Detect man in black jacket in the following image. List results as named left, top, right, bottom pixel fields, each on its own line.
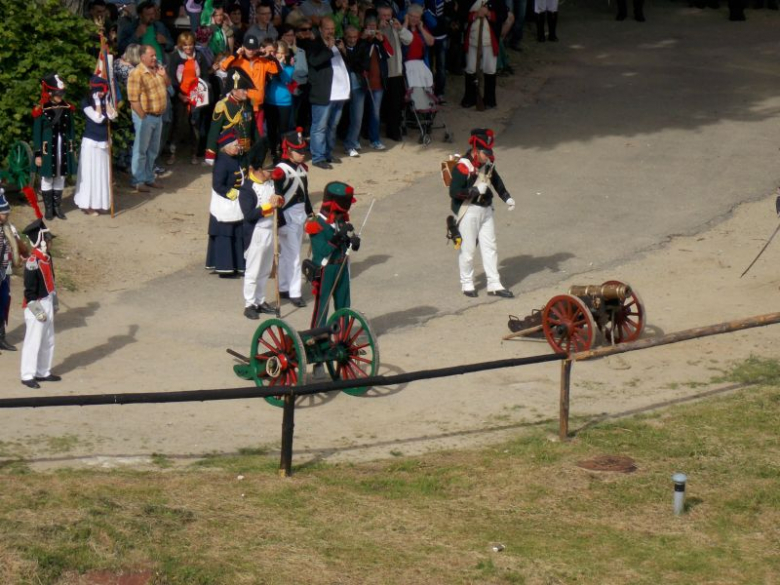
left=299, top=16, right=351, bottom=170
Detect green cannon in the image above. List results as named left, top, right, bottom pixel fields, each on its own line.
left=233, top=308, right=380, bottom=407
left=1, top=141, right=36, bottom=192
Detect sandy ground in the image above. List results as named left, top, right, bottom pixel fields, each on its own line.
left=1, top=1, right=779, bottom=470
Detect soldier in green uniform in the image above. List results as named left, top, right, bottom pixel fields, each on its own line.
left=305, top=181, right=360, bottom=328
left=204, top=68, right=262, bottom=168
left=32, top=74, right=76, bottom=221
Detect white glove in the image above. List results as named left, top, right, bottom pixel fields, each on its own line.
left=28, top=300, right=47, bottom=322
left=506, top=197, right=516, bottom=211
left=475, top=181, right=489, bottom=195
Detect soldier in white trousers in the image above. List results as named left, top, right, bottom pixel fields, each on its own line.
left=20, top=218, right=61, bottom=389
left=271, top=129, right=313, bottom=308
left=447, top=128, right=516, bottom=298
left=239, top=156, right=284, bottom=319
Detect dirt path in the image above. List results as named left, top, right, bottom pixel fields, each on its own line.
left=1, top=2, right=779, bottom=469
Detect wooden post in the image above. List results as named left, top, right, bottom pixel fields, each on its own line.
left=279, top=391, right=295, bottom=477
left=573, top=312, right=780, bottom=362
left=559, top=358, right=572, bottom=441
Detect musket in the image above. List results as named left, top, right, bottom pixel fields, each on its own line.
left=226, top=348, right=250, bottom=362
left=272, top=206, right=281, bottom=317
left=740, top=193, right=780, bottom=278
left=475, top=11, right=485, bottom=112
left=316, top=199, right=376, bottom=327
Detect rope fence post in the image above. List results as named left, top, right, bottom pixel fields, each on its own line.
left=279, top=391, right=295, bottom=477
left=559, top=359, right=572, bottom=441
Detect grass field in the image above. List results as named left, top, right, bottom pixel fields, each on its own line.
left=1, top=357, right=779, bottom=584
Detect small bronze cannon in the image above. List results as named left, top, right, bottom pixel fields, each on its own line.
left=505, top=280, right=646, bottom=354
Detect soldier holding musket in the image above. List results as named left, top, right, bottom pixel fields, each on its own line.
left=448, top=128, right=515, bottom=298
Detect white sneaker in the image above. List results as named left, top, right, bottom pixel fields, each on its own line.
left=370, top=141, right=387, bottom=151
left=347, top=148, right=360, bottom=158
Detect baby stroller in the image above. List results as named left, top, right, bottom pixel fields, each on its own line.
left=402, top=60, right=453, bottom=146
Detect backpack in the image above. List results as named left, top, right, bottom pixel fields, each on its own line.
left=440, top=154, right=460, bottom=187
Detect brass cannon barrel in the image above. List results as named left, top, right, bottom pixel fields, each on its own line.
left=568, top=283, right=631, bottom=301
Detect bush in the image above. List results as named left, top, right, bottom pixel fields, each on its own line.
left=0, top=0, right=98, bottom=161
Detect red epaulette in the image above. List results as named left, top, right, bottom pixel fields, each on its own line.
left=32, top=105, right=43, bottom=118
left=305, top=219, right=323, bottom=235
left=271, top=167, right=285, bottom=181
left=456, top=162, right=470, bottom=175
left=68, top=102, right=76, bottom=111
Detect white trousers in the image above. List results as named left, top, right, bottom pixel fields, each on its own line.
left=278, top=205, right=307, bottom=298
left=458, top=205, right=504, bottom=292
left=465, top=46, right=498, bottom=75
left=243, top=223, right=275, bottom=307
left=21, top=296, right=55, bottom=381
left=41, top=176, right=66, bottom=191
left=535, top=0, right=559, bottom=12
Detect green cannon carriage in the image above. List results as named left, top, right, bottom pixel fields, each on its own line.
left=233, top=308, right=380, bottom=407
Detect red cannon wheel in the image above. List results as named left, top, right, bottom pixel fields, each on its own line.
left=599, top=280, right=646, bottom=345
left=249, top=318, right=308, bottom=407
left=542, top=294, right=596, bottom=354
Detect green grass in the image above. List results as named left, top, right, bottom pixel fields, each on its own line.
left=0, top=358, right=778, bottom=584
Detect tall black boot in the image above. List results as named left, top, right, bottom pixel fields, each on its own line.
left=547, top=11, right=559, bottom=42
left=483, top=74, right=497, bottom=108
left=634, top=0, right=646, bottom=20
left=41, top=190, right=54, bottom=221
left=536, top=13, right=546, bottom=42
left=461, top=73, right=477, bottom=108
left=52, top=190, right=67, bottom=220
left=616, top=0, right=628, bottom=19
left=728, top=0, right=746, bottom=18
left=0, top=322, right=17, bottom=352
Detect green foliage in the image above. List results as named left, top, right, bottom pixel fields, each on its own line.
left=0, top=0, right=98, bottom=160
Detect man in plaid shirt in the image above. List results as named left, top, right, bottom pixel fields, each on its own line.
left=127, top=44, right=170, bottom=193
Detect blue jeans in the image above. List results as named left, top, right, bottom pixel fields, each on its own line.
left=344, top=87, right=365, bottom=151
left=310, top=101, right=345, bottom=163
left=431, top=38, right=448, bottom=97
left=511, top=0, right=527, bottom=44
left=131, top=111, right=163, bottom=186
left=366, top=88, right=384, bottom=143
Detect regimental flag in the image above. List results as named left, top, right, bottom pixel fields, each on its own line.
left=94, top=33, right=122, bottom=108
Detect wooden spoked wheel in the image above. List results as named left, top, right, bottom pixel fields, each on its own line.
left=599, top=280, right=646, bottom=345
left=7, top=141, right=35, bottom=190
left=542, top=294, right=596, bottom=354
left=249, top=319, right=308, bottom=407
left=325, top=308, right=380, bottom=396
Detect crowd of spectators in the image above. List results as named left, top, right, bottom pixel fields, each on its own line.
left=87, top=0, right=531, bottom=182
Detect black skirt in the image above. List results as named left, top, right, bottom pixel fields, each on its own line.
left=205, top=215, right=245, bottom=274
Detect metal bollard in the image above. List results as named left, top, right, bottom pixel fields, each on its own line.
left=672, top=473, right=687, bottom=516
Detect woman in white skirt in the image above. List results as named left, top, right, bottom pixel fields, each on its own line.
left=73, top=75, right=117, bottom=216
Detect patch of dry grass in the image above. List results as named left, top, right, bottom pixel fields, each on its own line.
left=0, top=370, right=779, bottom=584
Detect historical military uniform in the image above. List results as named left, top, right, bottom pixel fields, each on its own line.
left=239, top=139, right=279, bottom=319
left=271, top=128, right=313, bottom=308
left=205, top=68, right=260, bottom=167
left=448, top=128, right=515, bottom=298
left=0, top=189, right=22, bottom=352
left=206, top=128, right=248, bottom=275
left=32, top=73, right=76, bottom=221
left=20, top=212, right=61, bottom=389
left=306, top=181, right=360, bottom=327
left=461, top=0, right=507, bottom=109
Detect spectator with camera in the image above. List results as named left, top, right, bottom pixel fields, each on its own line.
left=299, top=16, right=350, bottom=169
left=376, top=2, right=412, bottom=142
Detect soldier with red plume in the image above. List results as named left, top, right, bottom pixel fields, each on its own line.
left=448, top=128, right=515, bottom=299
